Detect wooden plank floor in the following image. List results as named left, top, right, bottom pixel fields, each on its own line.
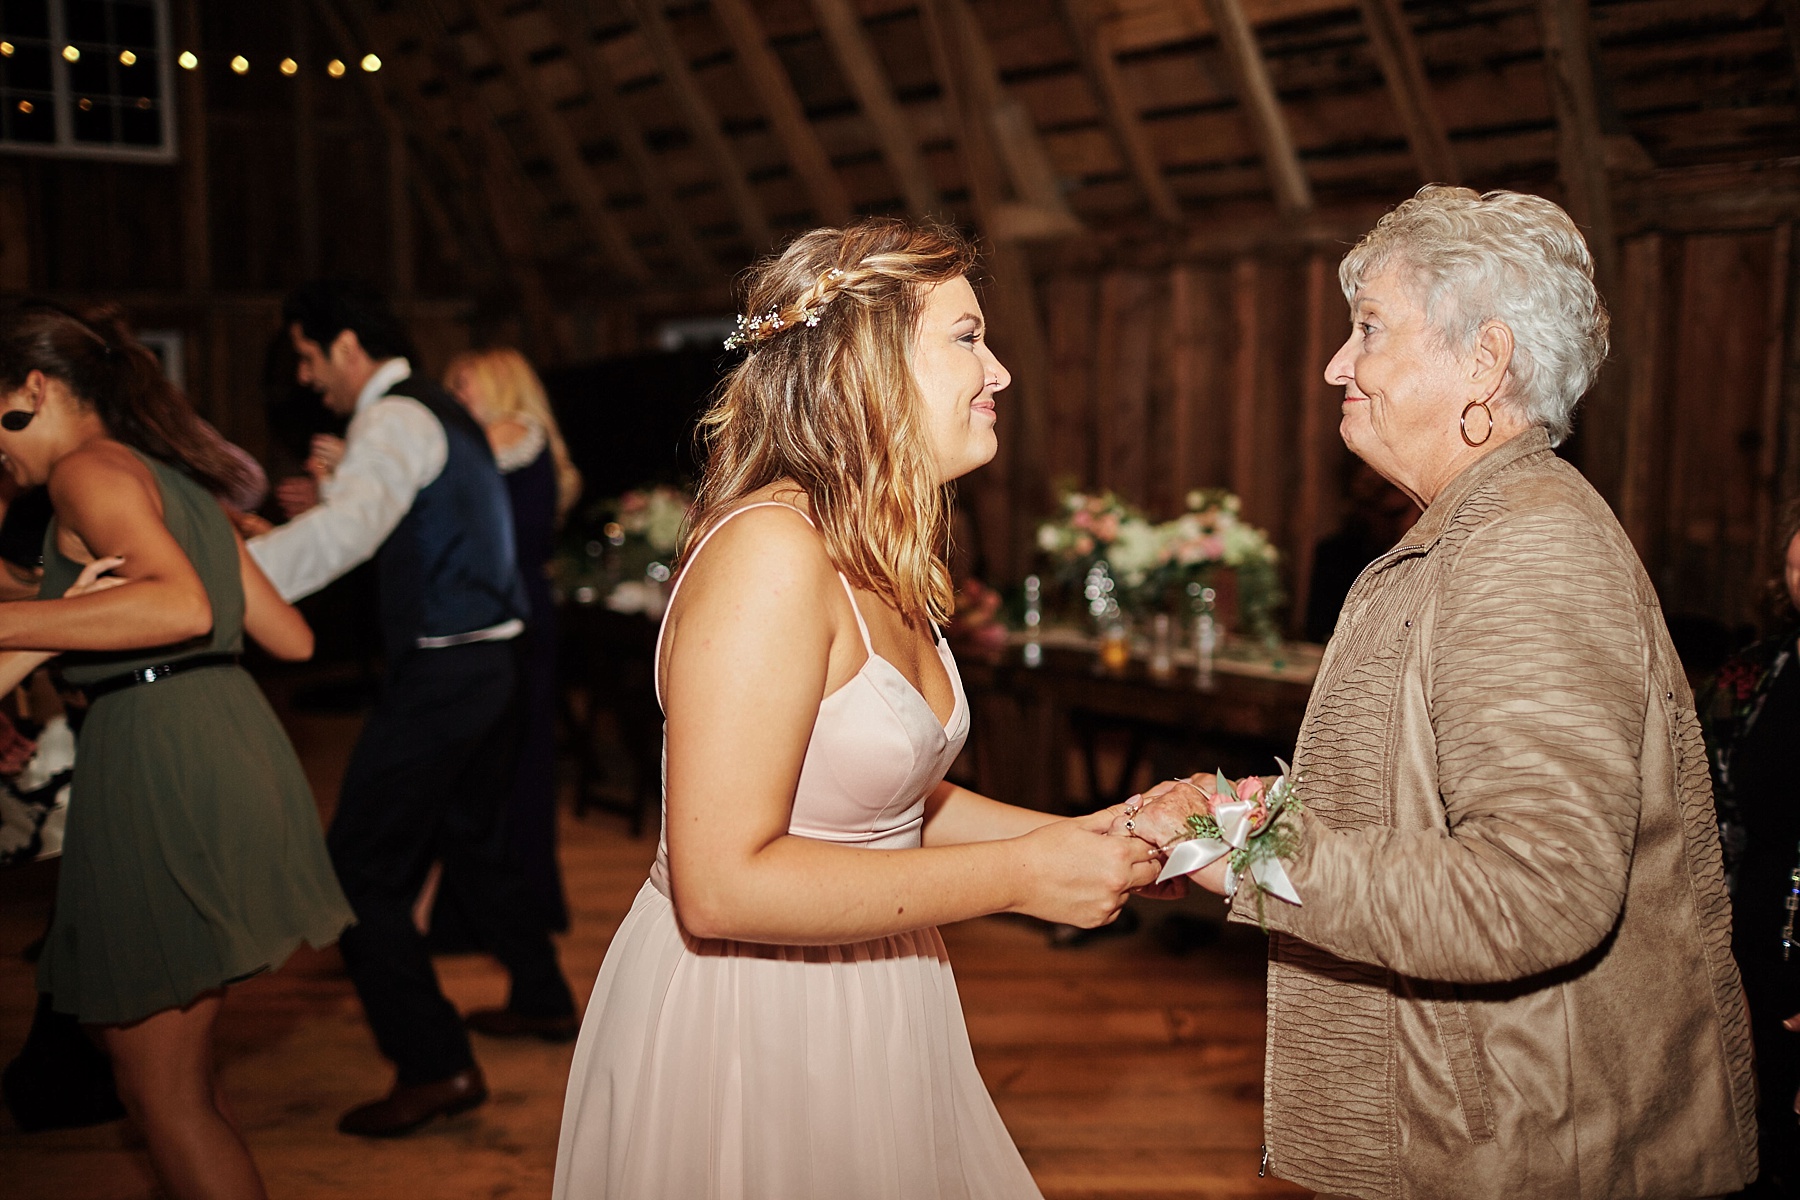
left=0, top=676, right=1307, bottom=1200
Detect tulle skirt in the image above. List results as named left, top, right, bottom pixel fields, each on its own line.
left=553, top=880, right=1042, bottom=1200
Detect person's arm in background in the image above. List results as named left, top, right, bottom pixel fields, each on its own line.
left=247, top=398, right=445, bottom=603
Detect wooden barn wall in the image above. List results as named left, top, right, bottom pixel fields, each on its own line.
left=1023, top=224, right=1800, bottom=637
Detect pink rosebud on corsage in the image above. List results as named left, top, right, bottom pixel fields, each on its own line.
left=1155, top=759, right=1304, bottom=919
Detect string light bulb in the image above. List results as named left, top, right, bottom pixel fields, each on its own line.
left=0, top=42, right=13, bottom=57
left=61, top=45, right=79, bottom=63
left=280, top=57, right=297, bottom=76
left=119, top=49, right=136, bottom=66
left=326, top=58, right=345, bottom=77
left=178, top=51, right=197, bottom=69
left=230, top=55, right=248, bottom=74
left=16, top=100, right=32, bottom=114
left=360, top=53, right=381, bottom=73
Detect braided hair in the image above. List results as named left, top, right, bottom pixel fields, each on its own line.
left=688, top=218, right=980, bottom=626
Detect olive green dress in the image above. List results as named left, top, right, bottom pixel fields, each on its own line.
left=36, top=450, right=353, bottom=1025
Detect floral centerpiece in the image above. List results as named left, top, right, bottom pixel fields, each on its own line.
left=556, top=485, right=694, bottom=615
left=1035, top=487, right=1282, bottom=638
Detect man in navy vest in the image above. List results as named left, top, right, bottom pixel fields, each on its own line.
left=250, top=281, right=576, bottom=1137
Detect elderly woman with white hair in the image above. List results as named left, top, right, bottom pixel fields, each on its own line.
left=1122, top=186, right=1758, bottom=1198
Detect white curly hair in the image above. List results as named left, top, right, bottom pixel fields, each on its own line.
left=1339, top=186, right=1611, bottom=445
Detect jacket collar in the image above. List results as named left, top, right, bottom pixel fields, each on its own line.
left=1385, top=426, right=1554, bottom=558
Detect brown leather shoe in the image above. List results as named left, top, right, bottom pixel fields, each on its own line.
left=464, top=1007, right=580, bottom=1043
left=337, top=1067, right=487, bottom=1138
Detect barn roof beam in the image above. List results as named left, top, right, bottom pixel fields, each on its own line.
left=1536, top=0, right=1618, bottom=288
left=618, top=0, right=775, bottom=253
left=460, top=0, right=652, bottom=284
left=542, top=0, right=720, bottom=280
left=707, top=0, right=855, bottom=227
left=1355, top=0, right=1460, bottom=186
left=808, top=0, right=942, bottom=219
left=1200, top=0, right=1314, bottom=218
left=1057, top=0, right=1182, bottom=224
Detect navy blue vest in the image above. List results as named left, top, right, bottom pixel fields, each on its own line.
left=374, top=374, right=527, bottom=658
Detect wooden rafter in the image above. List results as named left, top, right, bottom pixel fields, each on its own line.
left=1201, top=0, right=1313, bottom=217
left=461, top=0, right=652, bottom=284
left=707, top=0, right=854, bottom=227
left=384, top=0, right=572, bottom=355
left=1056, top=0, right=1181, bottom=224
left=617, top=0, right=775, bottom=252
left=541, top=0, right=719, bottom=279
left=1356, top=0, right=1459, bottom=186
left=942, top=0, right=1080, bottom=235
left=1536, top=0, right=1618, bottom=288
left=313, top=0, right=493, bottom=285
left=1779, top=0, right=1800, bottom=97
left=808, top=0, right=941, bottom=219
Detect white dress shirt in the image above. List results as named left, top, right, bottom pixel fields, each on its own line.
left=249, top=358, right=446, bottom=604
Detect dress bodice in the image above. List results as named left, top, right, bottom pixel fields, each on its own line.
left=647, top=503, right=969, bottom=897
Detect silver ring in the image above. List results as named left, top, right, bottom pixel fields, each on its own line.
left=1124, top=818, right=1135, bottom=831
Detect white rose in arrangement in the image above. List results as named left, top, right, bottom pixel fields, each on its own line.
left=1106, top=519, right=1166, bottom=587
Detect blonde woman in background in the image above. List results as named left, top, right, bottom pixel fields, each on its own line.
left=434, top=348, right=582, bottom=942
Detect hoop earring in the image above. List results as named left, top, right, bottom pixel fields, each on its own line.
left=1459, top=400, right=1493, bottom=447
left=0, top=410, right=33, bottom=432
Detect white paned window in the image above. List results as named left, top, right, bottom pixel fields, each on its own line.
left=1, top=0, right=174, bottom=161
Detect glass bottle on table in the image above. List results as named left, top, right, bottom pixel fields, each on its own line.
left=1022, top=574, right=1043, bottom=668
left=1190, top=583, right=1219, bottom=690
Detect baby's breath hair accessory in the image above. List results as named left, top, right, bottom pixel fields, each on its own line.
left=1155, top=758, right=1304, bottom=927
left=723, top=267, right=851, bottom=350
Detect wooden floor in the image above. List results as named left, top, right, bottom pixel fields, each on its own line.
left=0, top=675, right=1308, bottom=1200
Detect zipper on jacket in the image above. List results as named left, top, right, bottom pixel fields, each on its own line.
left=1259, top=1145, right=1269, bottom=1177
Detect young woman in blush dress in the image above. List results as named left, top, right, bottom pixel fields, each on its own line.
left=0, top=305, right=351, bottom=1200
left=552, top=220, right=1159, bottom=1199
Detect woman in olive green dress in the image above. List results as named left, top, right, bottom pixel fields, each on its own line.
left=0, top=305, right=352, bottom=1200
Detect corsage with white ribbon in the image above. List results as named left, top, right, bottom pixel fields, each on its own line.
left=1154, top=759, right=1304, bottom=923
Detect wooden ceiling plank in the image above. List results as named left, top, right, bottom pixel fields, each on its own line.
left=1057, top=0, right=1182, bottom=224
left=392, top=0, right=576, bottom=354
left=1536, top=0, right=1618, bottom=288
left=542, top=0, right=719, bottom=279
left=1355, top=0, right=1460, bottom=186
left=808, top=0, right=942, bottom=218
left=618, top=0, right=775, bottom=251
left=1200, top=0, right=1315, bottom=217
left=460, top=0, right=653, bottom=284
left=942, top=0, right=1081, bottom=231
left=313, top=0, right=492, bottom=282
left=707, top=0, right=854, bottom=227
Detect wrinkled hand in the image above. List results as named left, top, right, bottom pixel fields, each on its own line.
left=1110, top=773, right=1219, bottom=849
left=306, top=434, right=346, bottom=483
left=1012, top=807, right=1162, bottom=928
left=275, top=475, right=319, bottom=518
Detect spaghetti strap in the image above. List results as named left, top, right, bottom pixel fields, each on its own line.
left=835, top=575, right=875, bottom=655
left=653, top=502, right=814, bottom=703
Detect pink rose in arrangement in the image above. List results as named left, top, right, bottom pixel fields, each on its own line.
left=1229, top=774, right=1270, bottom=829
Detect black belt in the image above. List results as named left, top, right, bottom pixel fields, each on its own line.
left=79, top=653, right=241, bottom=701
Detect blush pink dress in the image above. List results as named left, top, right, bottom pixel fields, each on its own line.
left=552, top=503, right=1042, bottom=1200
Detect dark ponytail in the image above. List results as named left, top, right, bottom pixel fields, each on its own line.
left=0, top=303, right=265, bottom=509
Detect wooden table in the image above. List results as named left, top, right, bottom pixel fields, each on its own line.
left=956, top=638, right=1317, bottom=813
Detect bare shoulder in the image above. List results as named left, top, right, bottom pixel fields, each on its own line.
left=47, top=441, right=155, bottom=509
left=673, top=503, right=836, bottom=618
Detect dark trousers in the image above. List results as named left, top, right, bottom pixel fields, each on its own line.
left=327, top=640, right=574, bottom=1086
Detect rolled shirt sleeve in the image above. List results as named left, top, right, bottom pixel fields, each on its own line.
left=1251, top=504, right=1649, bottom=984
left=248, top=396, right=448, bottom=603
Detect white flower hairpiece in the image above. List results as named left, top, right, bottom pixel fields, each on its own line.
left=723, top=268, right=847, bottom=350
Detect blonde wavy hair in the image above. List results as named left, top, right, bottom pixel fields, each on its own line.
left=444, top=347, right=583, bottom=522
left=686, top=218, right=979, bottom=626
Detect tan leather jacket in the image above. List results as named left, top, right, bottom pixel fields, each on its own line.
left=1239, top=429, right=1757, bottom=1199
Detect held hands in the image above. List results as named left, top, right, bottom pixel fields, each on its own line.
left=66, top=555, right=128, bottom=599
left=1011, top=808, right=1162, bottom=928
left=1111, top=773, right=1251, bottom=897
